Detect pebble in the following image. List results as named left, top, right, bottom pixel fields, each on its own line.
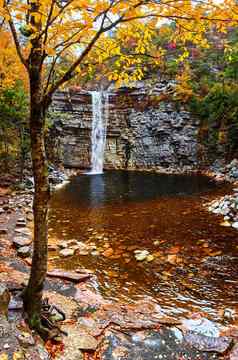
left=134, top=250, right=150, bottom=261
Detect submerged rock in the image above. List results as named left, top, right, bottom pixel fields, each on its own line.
left=47, top=269, right=92, bottom=283
left=59, top=248, right=75, bottom=257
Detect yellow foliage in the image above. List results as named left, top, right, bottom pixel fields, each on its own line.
left=175, top=64, right=194, bottom=102
left=0, top=30, right=28, bottom=91
left=0, top=0, right=237, bottom=92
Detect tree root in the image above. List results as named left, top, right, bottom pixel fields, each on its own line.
left=8, top=287, right=68, bottom=341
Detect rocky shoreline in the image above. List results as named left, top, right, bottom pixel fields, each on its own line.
left=205, top=159, right=238, bottom=230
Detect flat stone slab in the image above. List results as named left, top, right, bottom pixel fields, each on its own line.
left=14, top=228, right=32, bottom=237
left=13, top=237, right=32, bottom=248
left=47, top=270, right=92, bottom=283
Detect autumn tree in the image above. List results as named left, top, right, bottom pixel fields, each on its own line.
left=0, top=0, right=237, bottom=334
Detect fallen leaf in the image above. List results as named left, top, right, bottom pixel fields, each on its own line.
left=102, top=248, right=114, bottom=257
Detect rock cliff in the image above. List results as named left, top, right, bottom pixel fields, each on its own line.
left=50, top=87, right=199, bottom=171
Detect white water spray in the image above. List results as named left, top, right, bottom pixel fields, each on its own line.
left=89, top=91, right=109, bottom=175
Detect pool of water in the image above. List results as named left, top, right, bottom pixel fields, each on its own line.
left=49, top=171, right=238, bottom=321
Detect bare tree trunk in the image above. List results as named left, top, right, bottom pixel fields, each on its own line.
left=23, top=100, right=50, bottom=331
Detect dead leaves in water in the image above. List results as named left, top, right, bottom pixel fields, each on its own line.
left=102, top=248, right=114, bottom=258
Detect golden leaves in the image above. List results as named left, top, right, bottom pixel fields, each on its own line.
left=0, top=0, right=237, bottom=91
left=0, top=30, right=28, bottom=91
left=175, top=63, right=194, bottom=102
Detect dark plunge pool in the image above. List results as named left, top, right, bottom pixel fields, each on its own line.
left=51, top=171, right=220, bottom=206
left=49, top=171, right=238, bottom=321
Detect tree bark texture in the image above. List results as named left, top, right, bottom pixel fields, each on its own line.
left=23, top=7, right=50, bottom=328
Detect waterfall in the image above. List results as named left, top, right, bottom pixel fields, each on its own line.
left=89, top=91, right=109, bottom=175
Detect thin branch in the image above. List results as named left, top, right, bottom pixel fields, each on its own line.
left=38, top=0, right=74, bottom=40
left=5, top=6, right=29, bottom=71
left=43, top=0, right=56, bottom=48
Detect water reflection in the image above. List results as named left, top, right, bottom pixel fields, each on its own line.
left=88, top=174, right=105, bottom=207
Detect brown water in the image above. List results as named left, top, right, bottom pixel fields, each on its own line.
left=48, top=171, right=238, bottom=321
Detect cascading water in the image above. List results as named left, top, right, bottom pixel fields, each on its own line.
left=89, top=91, right=109, bottom=175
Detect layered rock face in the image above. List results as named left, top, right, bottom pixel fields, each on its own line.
left=50, top=88, right=199, bottom=171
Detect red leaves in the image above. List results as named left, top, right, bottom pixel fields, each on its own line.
left=45, top=340, right=64, bottom=359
